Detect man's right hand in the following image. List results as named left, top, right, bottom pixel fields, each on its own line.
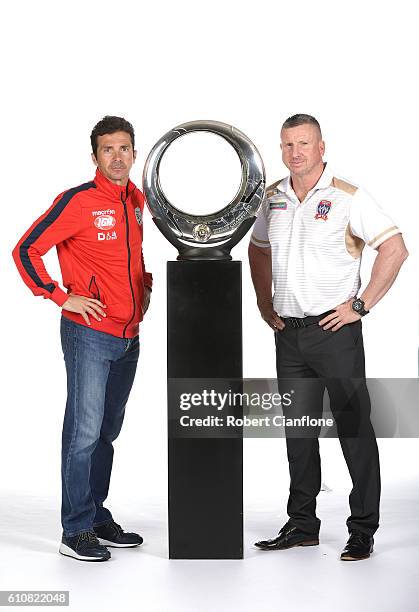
left=258, top=301, right=285, bottom=331
left=62, top=294, right=107, bottom=326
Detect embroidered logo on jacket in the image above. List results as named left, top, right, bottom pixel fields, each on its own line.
left=314, top=200, right=332, bottom=221
left=134, top=207, right=143, bottom=225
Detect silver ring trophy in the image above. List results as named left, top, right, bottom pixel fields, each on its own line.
left=144, top=120, right=266, bottom=559
left=143, top=120, right=265, bottom=260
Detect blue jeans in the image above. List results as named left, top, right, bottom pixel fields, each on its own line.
left=60, top=316, right=139, bottom=537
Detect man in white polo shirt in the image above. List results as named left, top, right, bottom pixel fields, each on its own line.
left=249, top=114, right=408, bottom=560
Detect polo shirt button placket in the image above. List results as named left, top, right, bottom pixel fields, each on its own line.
left=287, top=199, right=300, bottom=311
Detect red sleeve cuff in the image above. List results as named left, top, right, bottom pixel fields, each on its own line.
left=49, top=286, right=69, bottom=307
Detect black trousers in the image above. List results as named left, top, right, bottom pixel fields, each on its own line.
left=275, top=319, right=380, bottom=536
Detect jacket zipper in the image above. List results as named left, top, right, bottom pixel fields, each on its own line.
left=121, top=191, right=136, bottom=338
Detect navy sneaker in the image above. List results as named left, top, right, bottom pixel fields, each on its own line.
left=94, top=520, right=143, bottom=548
left=59, top=531, right=111, bottom=562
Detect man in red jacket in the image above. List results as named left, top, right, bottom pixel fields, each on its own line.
left=13, top=116, right=153, bottom=562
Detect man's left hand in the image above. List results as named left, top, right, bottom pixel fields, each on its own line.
left=318, top=300, right=361, bottom=331
left=143, top=287, right=152, bottom=315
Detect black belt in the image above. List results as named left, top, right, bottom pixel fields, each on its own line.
left=281, top=310, right=335, bottom=329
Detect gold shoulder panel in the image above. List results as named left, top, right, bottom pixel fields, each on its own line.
left=331, top=177, right=358, bottom=196
left=265, top=178, right=286, bottom=198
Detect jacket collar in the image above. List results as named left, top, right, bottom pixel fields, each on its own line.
left=93, top=168, right=137, bottom=200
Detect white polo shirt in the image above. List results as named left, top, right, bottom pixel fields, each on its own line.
left=250, top=164, right=401, bottom=318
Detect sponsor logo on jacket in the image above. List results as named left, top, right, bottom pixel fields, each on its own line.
left=92, top=209, right=115, bottom=216
left=98, top=231, right=117, bottom=241
left=94, top=215, right=116, bottom=230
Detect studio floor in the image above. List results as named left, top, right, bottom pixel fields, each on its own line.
left=1, top=476, right=418, bottom=612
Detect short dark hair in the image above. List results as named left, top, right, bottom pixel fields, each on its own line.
left=90, top=115, right=135, bottom=157
left=281, top=114, right=322, bottom=137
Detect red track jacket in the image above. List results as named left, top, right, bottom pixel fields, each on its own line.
left=13, top=169, right=153, bottom=338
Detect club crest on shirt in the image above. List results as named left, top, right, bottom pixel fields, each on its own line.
left=134, top=207, right=143, bottom=225
left=269, top=201, right=287, bottom=211
left=315, top=200, right=332, bottom=221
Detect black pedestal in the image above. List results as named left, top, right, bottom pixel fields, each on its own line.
left=167, top=261, right=243, bottom=559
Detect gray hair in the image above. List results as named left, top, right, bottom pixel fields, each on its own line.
left=281, top=114, right=322, bottom=137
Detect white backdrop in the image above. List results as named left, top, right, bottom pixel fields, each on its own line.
left=1, top=1, right=418, bottom=608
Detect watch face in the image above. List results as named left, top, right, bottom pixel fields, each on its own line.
left=352, top=299, right=365, bottom=313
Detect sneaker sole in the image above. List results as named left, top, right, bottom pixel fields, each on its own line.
left=97, top=538, right=142, bottom=548
left=59, top=543, right=110, bottom=561
left=254, top=539, right=319, bottom=550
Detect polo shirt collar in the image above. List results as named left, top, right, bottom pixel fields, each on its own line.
left=278, top=162, right=334, bottom=196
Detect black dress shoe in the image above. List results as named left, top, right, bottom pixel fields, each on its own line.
left=94, top=520, right=143, bottom=548
left=59, top=531, right=111, bottom=562
left=340, top=530, right=374, bottom=561
left=254, top=523, right=319, bottom=550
